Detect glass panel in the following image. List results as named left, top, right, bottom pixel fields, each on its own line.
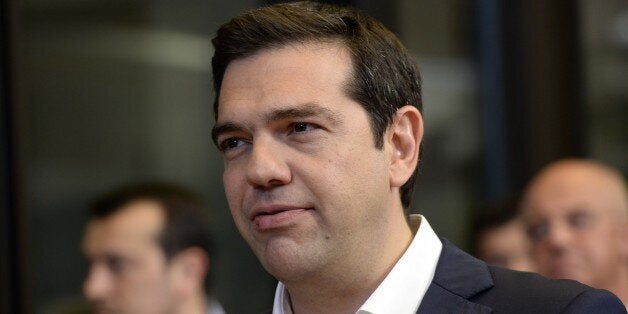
left=397, top=0, right=480, bottom=244
left=580, top=0, right=628, bottom=172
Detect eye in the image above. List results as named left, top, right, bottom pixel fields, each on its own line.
left=219, top=137, right=247, bottom=152
left=526, top=222, right=549, bottom=242
left=568, top=211, right=592, bottom=230
left=290, top=122, right=318, bottom=134
left=105, top=256, right=128, bottom=275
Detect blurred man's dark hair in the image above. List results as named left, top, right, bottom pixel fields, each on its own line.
left=90, top=182, right=213, bottom=263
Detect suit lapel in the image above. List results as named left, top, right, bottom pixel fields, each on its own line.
left=417, top=239, right=494, bottom=313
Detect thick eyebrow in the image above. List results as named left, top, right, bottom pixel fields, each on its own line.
left=264, top=103, right=342, bottom=126
left=211, top=122, right=243, bottom=147
left=211, top=103, right=342, bottom=146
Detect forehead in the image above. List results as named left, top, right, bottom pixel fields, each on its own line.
left=217, top=41, right=353, bottom=120
left=523, top=165, right=624, bottom=220
left=83, top=200, right=165, bottom=255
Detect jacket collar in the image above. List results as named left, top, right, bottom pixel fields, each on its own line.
left=417, top=239, right=494, bottom=313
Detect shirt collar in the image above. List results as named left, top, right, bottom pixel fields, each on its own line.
left=273, top=282, right=290, bottom=314
left=272, top=214, right=442, bottom=314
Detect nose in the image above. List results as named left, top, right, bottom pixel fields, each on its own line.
left=544, top=223, right=572, bottom=253
left=83, top=265, right=111, bottom=301
left=246, top=136, right=292, bottom=189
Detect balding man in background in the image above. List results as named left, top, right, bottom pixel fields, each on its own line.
left=521, top=159, right=628, bottom=306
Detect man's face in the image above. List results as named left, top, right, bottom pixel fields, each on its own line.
left=521, top=165, right=627, bottom=288
left=214, top=42, right=395, bottom=281
left=477, top=220, right=536, bottom=272
left=82, top=200, right=178, bottom=314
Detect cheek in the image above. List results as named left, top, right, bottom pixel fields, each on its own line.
left=300, top=153, right=362, bottom=200
left=223, top=170, right=254, bottom=237
left=122, top=275, right=171, bottom=312
left=303, top=148, right=389, bottom=214
left=335, top=143, right=387, bottom=179
left=534, top=242, right=558, bottom=261
left=585, top=228, right=622, bottom=258
left=118, top=273, right=158, bottom=304
left=534, top=245, right=551, bottom=259
left=223, top=168, right=245, bottom=209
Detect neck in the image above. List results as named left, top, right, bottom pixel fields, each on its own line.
left=175, top=291, right=208, bottom=314
left=285, top=284, right=368, bottom=314
left=286, top=205, right=413, bottom=314
left=607, top=267, right=628, bottom=307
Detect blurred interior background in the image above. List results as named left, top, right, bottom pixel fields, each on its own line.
left=1, top=0, right=626, bottom=313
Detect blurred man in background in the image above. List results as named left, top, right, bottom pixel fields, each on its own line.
left=521, top=159, right=628, bottom=305
left=473, top=200, right=536, bottom=272
left=82, top=183, right=224, bottom=314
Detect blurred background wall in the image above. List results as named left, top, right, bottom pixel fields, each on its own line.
left=1, top=0, right=626, bottom=313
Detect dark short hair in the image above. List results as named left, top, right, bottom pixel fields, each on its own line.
left=211, top=1, right=423, bottom=209
left=90, top=183, right=213, bottom=262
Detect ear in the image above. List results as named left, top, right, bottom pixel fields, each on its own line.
left=387, top=105, right=423, bottom=189
left=170, top=247, right=209, bottom=296
left=621, top=220, right=628, bottom=258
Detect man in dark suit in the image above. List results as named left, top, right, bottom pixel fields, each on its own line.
left=210, top=2, right=625, bottom=312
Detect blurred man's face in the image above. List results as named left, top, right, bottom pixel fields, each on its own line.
left=477, top=219, right=536, bottom=272
left=521, top=164, right=627, bottom=288
left=83, top=200, right=177, bottom=314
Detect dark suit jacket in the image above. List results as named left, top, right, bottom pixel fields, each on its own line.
left=417, top=239, right=626, bottom=313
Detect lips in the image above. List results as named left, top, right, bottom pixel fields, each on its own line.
left=549, top=260, right=578, bottom=276
left=250, top=205, right=311, bottom=230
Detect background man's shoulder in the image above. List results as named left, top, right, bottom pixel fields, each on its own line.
left=473, top=266, right=626, bottom=313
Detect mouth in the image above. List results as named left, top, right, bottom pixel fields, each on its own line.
left=250, top=205, right=312, bottom=231
left=90, top=303, right=114, bottom=314
left=545, top=256, right=581, bottom=277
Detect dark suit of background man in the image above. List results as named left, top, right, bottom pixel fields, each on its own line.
left=210, top=1, right=625, bottom=313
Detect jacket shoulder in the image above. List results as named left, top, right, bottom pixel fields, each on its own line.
left=471, top=266, right=626, bottom=313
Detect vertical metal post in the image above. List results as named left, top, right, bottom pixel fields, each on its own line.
left=476, top=0, right=509, bottom=200
left=0, top=0, right=24, bottom=312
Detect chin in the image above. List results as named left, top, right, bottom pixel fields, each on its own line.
left=263, top=253, right=307, bottom=280
left=262, top=245, right=320, bottom=282
left=548, top=266, right=582, bottom=281
left=90, top=307, right=116, bottom=314
left=266, top=263, right=317, bottom=283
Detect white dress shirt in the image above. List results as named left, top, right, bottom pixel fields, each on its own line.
left=207, top=297, right=226, bottom=314
left=272, top=214, right=443, bottom=314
